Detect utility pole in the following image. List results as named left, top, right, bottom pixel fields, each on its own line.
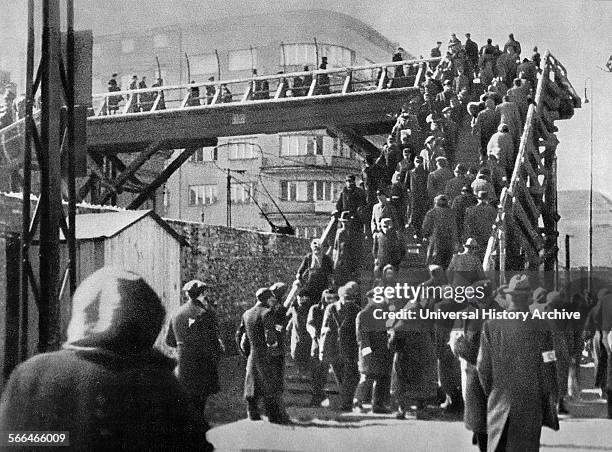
left=225, top=168, right=246, bottom=228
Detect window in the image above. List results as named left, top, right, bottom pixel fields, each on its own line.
left=280, top=181, right=312, bottom=202
left=314, top=181, right=334, bottom=201
left=229, top=49, right=257, bottom=71
left=227, top=138, right=257, bottom=160
left=191, top=53, right=218, bottom=78
left=332, top=138, right=353, bottom=158
left=280, top=135, right=323, bottom=156
left=231, top=183, right=254, bottom=204
left=281, top=44, right=318, bottom=67
left=153, top=34, right=169, bottom=48
left=191, top=147, right=217, bottom=163
left=121, top=39, right=135, bottom=54
left=188, top=184, right=218, bottom=206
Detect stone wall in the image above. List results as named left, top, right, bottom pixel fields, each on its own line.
left=167, top=219, right=310, bottom=350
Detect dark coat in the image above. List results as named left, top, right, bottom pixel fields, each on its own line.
left=422, top=205, right=458, bottom=268
left=333, top=221, right=363, bottom=287
left=320, top=301, right=361, bottom=363
left=0, top=348, right=210, bottom=452
left=452, top=301, right=502, bottom=434
left=372, top=230, right=405, bottom=269
left=452, top=192, right=478, bottom=238
left=296, top=252, right=333, bottom=300
left=236, top=303, right=284, bottom=398
left=446, top=252, right=485, bottom=287
left=166, top=300, right=222, bottom=396
left=409, top=165, right=430, bottom=233
left=427, top=167, right=454, bottom=201
left=584, top=289, right=612, bottom=390
left=477, top=312, right=559, bottom=452
left=335, top=186, right=368, bottom=221
left=356, top=305, right=393, bottom=376
left=464, top=202, right=497, bottom=256
left=388, top=307, right=438, bottom=401
left=445, top=175, right=470, bottom=202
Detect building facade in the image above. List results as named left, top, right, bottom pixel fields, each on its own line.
left=91, top=10, right=398, bottom=236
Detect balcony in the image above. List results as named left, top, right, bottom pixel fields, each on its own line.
left=260, top=155, right=360, bottom=172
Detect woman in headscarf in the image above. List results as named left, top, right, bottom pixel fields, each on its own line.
left=0, top=267, right=213, bottom=451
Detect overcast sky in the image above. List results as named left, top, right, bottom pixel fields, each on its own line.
left=0, top=0, right=611, bottom=196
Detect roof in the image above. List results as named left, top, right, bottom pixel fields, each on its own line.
left=60, top=210, right=187, bottom=245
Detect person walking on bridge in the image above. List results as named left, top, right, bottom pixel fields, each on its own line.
left=463, top=191, right=497, bottom=262
left=296, top=239, right=334, bottom=303
left=422, top=194, right=458, bottom=269
left=335, top=174, right=367, bottom=231
left=409, top=155, right=430, bottom=238
left=452, top=185, right=478, bottom=239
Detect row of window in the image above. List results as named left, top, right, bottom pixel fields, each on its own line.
left=189, top=136, right=353, bottom=163
left=187, top=179, right=343, bottom=206
left=188, top=183, right=254, bottom=206
left=294, top=226, right=323, bottom=239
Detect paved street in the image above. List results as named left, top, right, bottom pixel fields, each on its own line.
left=209, top=415, right=612, bottom=452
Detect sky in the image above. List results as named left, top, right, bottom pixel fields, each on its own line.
left=0, top=0, right=611, bottom=197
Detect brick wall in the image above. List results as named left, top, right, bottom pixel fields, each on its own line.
left=167, top=219, right=309, bottom=349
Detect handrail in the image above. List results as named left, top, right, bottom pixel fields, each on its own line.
left=91, top=56, right=441, bottom=101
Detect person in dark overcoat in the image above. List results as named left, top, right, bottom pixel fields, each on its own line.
left=452, top=185, right=478, bottom=239
left=296, top=238, right=333, bottom=301
left=166, top=279, right=223, bottom=414
left=335, top=174, right=368, bottom=229
left=422, top=194, right=458, bottom=269
left=409, top=155, right=430, bottom=238
left=477, top=274, right=559, bottom=452
left=463, top=191, right=497, bottom=261
left=287, top=293, right=313, bottom=376
left=0, top=267, right=213, bottom=452
left=316, top=57, right=330, bottom=95
left=427, top=156, right=454, bottom=203
left=353, top=290, right=394, bottom=413
left=333, top=212, right=363, bottom=287
left=390, top=47, right=408, bottom=88
left=388, top=292, right=438, bottom=419
left=320, top=283, right=361, bottom=411
left=235, top=288, right=288, bottom=424
left=446, top=238, right=485, bottom=287
left=449, top=280, right=502, bottom=452
left=583, top=286, right=612, bottom=418
left=306, top=289, right=339, bottom=406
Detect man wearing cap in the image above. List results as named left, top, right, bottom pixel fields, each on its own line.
left=236, top=288, right=288, bottom=423
left=472, top=98, right=498, bottom=163
left=205, top=76, right=216, bottom=105
left=335, top=174, right=367, bottom=228
left=427, top=156, right=454, bottom=203
left=296, top=239, right=334, bottom=303
left=409, top=155, right=430, bottom=238
left=166, top=280, right=223, bottom=415
left=320, top=283, right=362, bottom=411
left=441, top=107, right=459, bottom=166
left=463, top=190, right=497, bottom=261
left=445, top=163, right=470, bottom=202
left=451, top=185, right=478, bottom=239
left=446, top=238, right=486, bottom=287
left=452, top=66, right=470, bottom=98
left=471, top=168, right=497, bottom=203
left=430, top=41, right=442, bottom=71
left=316, top=56, right=330, bottom=95
left=495, top=95, right=523, bottom=151
left=435, top=79, right=456, bottom=114
left=396, top=147, right=415, bottom=189
left=477, top=274, right=559, bottom=451
left=333, top=211, right=363, bottom=287
left=422, top=194, right=458, bottom=268
left=371, top=189, right=395, bottom=235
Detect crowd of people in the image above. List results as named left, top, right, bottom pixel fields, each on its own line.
left=0, top=34, right=610, bottom=452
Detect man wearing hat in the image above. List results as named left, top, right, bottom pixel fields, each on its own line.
left=435, top=79, right=456, bottom=114
left=235, top=288, right=288, bottom=423
left=463, top=190, right=497, bottom=261
left=204, top=76, right=216, bottom=105
left=320, top=282, right=362, bottom=411
left=445, top=163, right=470, bottom=202
left=464, top=33, right=479, bottom=77
left=419, top=135, right=445, bottom=173
left=166, top=280, right=223, bottom=415
left=333, top=211, right=363, bottom=288
left=371, top=189, right=394, bottom=235
left=335, top=174, right=367, bottom=230
left=477, top=274, right=559, bottom=451
left=316, top=56, right=330, bottom=95
left=472, top=97, right=498, bottom=163
left=409, top=155, right=430, bottom=238
left=441, top=106, right=459, bottom=166
left=106, top=73, right=123, bottom=114
left=296, top=238, right=334, bottom=303
left=427, top=156, right=454, bottom=203
left=422, top=193, right=458, bottom=268
left=451, top=185, right=478, bottom=239
left=446, top=238, right=486, bottom=287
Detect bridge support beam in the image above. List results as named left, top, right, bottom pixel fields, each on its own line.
left=326, top=126, right=380, bottom=162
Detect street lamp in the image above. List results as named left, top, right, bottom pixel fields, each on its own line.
left=583, top=77, right=593, bottom=292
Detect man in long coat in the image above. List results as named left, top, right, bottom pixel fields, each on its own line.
left=445, top=163, right=470, bottom=202
left=320, top=283, right=361, bottom=411
left=296, top=239, right=334, bottom=302
left=495, top=95, right=523, bottom=150
left=372, top=218, right=405, bottom=279
left=409, top=155, right=430, bottom=238
left=477, top=274, right=559, bottom=451
left=452, top=185, right=478, bottom=239
left=235, top=288, right=288, bottom=423
left=464, top=191, right=497, bottom=261
left=422, top=194, right=458, bottom=269
left=353, top=290, right=394, bottom=413
left=333, top=212, right=363, bottom=287
left=487, top=124, right=514, bottom=180
left=427, top=156, right=454, bottom=203
left=166, top=280, right=223, bottom=414
left=335, top=174, right=368, bottom=229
